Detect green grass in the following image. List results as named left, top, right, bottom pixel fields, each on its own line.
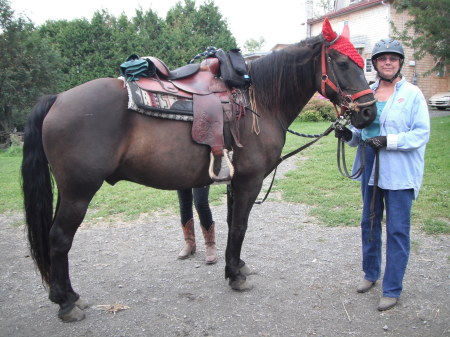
left=0, top=155, right=23, bottom=213
left=1, top=116, right=449, bottom=234
left=276, top=117, right=450, bottom=234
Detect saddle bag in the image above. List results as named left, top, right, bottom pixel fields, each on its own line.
left=216, top=49, right=250, bottom=89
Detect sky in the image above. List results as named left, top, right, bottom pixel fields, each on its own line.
left=9, top=0, right=308, bottom=51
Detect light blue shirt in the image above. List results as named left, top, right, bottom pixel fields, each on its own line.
left=346, top=78, right=430, bottom=199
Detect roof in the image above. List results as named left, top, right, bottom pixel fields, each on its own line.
left=307, top=0, right=389, bottom=24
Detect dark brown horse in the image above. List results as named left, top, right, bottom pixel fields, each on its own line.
left=22, top=21, right=376, bottom=321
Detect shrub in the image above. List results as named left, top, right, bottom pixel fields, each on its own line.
left=298, top=110, right=323, bottom=122
left=299, top=97, right=336, bottom=122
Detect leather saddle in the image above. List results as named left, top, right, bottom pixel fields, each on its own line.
left=127, top=56, right=245, bottom=181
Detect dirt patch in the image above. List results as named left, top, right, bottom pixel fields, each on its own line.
left=0, top=198, right=449, bottom=337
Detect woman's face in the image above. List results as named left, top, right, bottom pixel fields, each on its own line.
left=375, top=53, right=401, bottom=80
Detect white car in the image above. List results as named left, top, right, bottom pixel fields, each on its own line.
left=428, top=92, right=450, bottom=110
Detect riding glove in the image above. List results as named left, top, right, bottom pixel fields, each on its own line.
left=334, top=125, right=353, bottom=142
left=366, top=136, right=387, bottom=150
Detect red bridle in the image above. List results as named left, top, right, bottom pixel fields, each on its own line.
left=320, top=44, right=375, bottom=118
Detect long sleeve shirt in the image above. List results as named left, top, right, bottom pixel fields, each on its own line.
left=347, top=78, right=430, bottom=199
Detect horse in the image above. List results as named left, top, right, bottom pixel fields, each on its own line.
left=21, top=19, right=377, bottom=322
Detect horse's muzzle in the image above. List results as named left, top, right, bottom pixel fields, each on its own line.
left=351, top=104, right=377, bottom=129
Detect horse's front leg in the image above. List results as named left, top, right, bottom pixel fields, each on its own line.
left=48, top=198, right=90, bottom=322
left=225, top=180, right=262, bottom=291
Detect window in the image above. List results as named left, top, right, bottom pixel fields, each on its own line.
left=435, top=62, right=446, bottom=77
left=365, top=59, right=373, bottom=73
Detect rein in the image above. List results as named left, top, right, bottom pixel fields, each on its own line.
left=255, top=124, right=334, bottom=204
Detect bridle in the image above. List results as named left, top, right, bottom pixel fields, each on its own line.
left=320, top=43, right=376, bottom=120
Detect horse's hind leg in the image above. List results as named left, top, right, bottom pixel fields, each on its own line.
left=48, top=195, right=93, bottom=322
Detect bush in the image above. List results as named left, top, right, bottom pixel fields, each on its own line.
left=298, top=97, right=336, bottom=122
left=298, top=110, right=323, bottom=122
left=0, top=133, right=23, bottom=157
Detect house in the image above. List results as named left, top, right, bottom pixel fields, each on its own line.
left=306, top=0, right=449, bottom=99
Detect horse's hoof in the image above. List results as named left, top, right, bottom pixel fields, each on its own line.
left=59, top=305, right=85, bottom=322
left=239, top=263, right=253, bottom=276
left=230, top=278, right=254, bottom=291
left=75, top=297, right=89, bottom=309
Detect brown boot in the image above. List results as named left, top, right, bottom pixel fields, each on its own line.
left=178, top=219, right=196, bottom=259
left=201, top=222, right=218, bottom=264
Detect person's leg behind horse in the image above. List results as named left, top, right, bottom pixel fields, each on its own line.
left=177, top=189, right=196, bottom=259
left=193, top=186, right=217, bottom=264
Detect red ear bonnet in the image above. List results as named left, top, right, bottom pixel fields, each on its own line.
left=341, top=24, right=350, bottom=39
left=322, top=18, right=337, bottom=42
left=322, top=18, right=364, bottom=69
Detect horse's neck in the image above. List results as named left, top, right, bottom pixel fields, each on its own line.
left=249, top=43, right=321, bottom=127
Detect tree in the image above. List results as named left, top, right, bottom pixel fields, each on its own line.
left=243, top=37, right=266, bottom=53
left=392, top=0, right=450, bottom=71
left=314, top=0, right=334, bottom=18
left=162, top=0, right=237, bottom=67
left=0, top=0, right=61, bottom=132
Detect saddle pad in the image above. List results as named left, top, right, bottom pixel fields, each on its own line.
left=123, top=79, right=194, bottom=121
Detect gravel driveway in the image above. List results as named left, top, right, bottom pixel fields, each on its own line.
left=1, top=197, right=449, bottom=337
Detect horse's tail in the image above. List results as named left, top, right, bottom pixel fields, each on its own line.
left=21, top=95, right=58, bottom=286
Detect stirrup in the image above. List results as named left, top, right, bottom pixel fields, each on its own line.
left=209, top=149, right=234, bottom=184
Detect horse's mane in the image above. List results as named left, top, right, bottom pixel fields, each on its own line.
left=249, top=34, right=324, bottom=119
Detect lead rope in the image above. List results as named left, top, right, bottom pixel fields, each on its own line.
left=369, top=149, right=380, bottom=242
left=255, top=124, right=334, bottom=204
left=337, top=137, right=365, bottom=179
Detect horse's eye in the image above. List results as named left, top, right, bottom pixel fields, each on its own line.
left=337, top=61, right=348, bottom=68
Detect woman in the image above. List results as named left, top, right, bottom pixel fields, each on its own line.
left=177, top=186, right=217, bottom=264
left=335, top=39, right=430, bottom=311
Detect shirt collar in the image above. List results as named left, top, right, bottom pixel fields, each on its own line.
left=371, top=77, right=406, bottom=91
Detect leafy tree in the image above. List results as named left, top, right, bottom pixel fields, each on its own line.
left=162, top=0, right=237, bottom=67
left=129, top=7, right=166, bottom=58
left=0, top=0, right=239, bottom=135
left=0, top=0, right=61, bottom=132
left=392, top=0, right=450, bottom=71
left=314, top=0, right=334, bottom=18
left=243, top=37, right=266, bottom=53
left=39, top=11, right=123, bottom=89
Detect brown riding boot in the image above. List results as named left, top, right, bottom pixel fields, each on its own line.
left=178, top=219, right=196, bottom=259
left=201, top=222, right=218, bottom=264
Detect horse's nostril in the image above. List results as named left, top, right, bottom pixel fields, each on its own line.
left=362, top=107, right=373, bottom=120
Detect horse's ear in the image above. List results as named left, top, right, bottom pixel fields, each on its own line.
left=322, top=18, right=337, bottom=43
left=341, top=24, right=350, bottom=39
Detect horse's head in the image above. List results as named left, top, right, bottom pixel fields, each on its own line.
left=317, top=18, right=377, bottom=129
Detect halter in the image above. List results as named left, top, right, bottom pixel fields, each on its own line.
left=320, top=43, right=376, bottom=119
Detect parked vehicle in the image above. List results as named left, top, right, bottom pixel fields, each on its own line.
left=428, top=92, right=450, bottom=110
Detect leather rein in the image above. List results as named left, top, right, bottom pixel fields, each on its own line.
left=256, top=41, right=376, bottom=204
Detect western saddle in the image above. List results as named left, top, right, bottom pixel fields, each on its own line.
left=122, top=50, right=250, bottom=182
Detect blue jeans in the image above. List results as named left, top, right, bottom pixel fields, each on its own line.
left=177, top=186, right=213, bottom=229
left=360, top=146, right=414, bottom=298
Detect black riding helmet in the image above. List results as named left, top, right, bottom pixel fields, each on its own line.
left=371, top=39, right=405, bottom=82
